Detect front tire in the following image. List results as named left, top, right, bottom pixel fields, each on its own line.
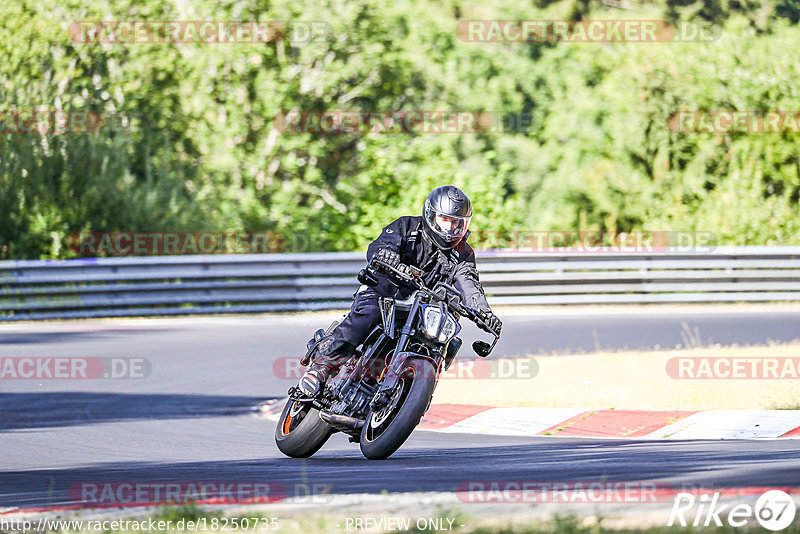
left=275, top=399, right=334, bottom=458
left=360, top=357, right=437, bottom=460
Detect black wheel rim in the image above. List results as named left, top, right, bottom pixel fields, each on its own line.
left=363, top=367, right=415, bottom=443
left=280, top=399, right=310, bottom=436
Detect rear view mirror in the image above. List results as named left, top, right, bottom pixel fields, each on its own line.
left=472, top=340, right=492, bottom=357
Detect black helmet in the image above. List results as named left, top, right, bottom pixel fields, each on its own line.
left=422, top=185, right=472, bottom=250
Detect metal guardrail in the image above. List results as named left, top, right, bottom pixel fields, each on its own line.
left=1, top=247, right=800, bottom=321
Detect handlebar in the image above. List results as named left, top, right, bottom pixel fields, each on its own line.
left=364, top=256, right=500, bottom=337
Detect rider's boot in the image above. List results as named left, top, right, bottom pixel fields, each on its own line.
left=297, top=334, right=356, bottom=396
left=298, top=366, right=329, bottom=397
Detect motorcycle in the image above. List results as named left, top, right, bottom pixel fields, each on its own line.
left=274, top=254, right=501, bottom=460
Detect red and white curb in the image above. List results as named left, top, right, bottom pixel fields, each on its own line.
left=258, top=399, right=800, bottom=439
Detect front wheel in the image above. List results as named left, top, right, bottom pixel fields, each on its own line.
left=360, top=357, right=437, bottom=460
left=275, top=399, right=334, bottom=458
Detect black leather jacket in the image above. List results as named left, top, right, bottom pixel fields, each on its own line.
left=364, top=216, right=491, bottom=313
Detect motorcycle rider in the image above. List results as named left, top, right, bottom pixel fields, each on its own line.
left=298, top=185, right=503, bottom=396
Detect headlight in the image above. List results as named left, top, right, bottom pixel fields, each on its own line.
left=421, top=305, right=459, bottom=343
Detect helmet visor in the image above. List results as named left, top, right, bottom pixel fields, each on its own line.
left=424, top=203, right=471, bottom=240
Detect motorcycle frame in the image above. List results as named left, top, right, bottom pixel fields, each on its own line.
left=318, top=286, right=454, bottom=420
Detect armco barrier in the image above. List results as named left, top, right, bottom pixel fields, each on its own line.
left=1, top=247, right=799, bottom=320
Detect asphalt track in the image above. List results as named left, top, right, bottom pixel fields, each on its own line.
left=1, top=306, right=800, bottom=512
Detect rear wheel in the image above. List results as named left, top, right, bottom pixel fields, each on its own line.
left=275, top=399, right=334, bottom=458
left=360, top=357, right=437, bottom=460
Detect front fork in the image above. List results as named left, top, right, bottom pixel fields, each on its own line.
left=371, top=351, right=443, bottom=407
left=370, top=296, right=446, bottom=410
left=372, top=338, right=460, bottom=412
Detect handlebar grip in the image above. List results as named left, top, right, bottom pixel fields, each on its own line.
left=370, top=258, right=425, bottom=289
left=470, top=308, right=500, bottom=336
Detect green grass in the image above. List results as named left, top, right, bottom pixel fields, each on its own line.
left=152, top=504, right=210, bottom=523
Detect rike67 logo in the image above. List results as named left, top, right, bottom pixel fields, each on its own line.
left=670, top=490, right=796, bottom=531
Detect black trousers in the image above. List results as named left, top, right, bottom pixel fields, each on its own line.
left=314, top=289, right=382, bottom=373
left=335, top=289, right=382, bottom=346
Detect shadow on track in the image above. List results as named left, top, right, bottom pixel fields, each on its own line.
left=0, top=392, right=275, bottom=431
left=0, top=329, right=176, bottom=345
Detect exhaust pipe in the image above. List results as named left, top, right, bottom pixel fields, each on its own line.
left=320, top=411, right=365, bottom=430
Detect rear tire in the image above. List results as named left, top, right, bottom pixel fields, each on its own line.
left=275, top=399, right=334, bottom=458
left=360, top=357, right=437, bottom=460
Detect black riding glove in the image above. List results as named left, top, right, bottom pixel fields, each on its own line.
left=375, top=248, right=401, bottom=268
left=484, top=311, right=502, bottom=334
